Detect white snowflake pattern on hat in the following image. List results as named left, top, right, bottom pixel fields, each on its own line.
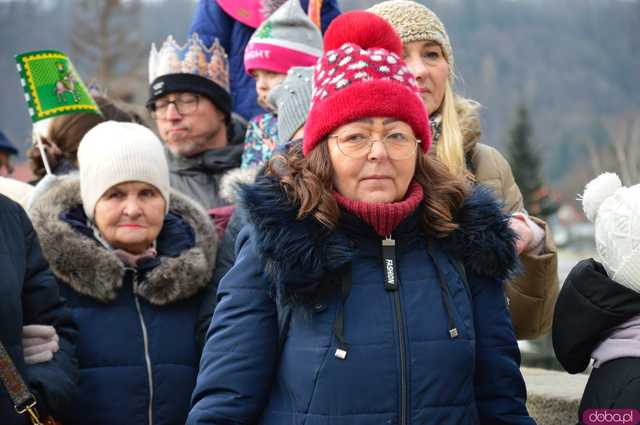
left=338, top=56, right=353, bottom=67
left=330, top=72, right=346, bottom=84
left=348, top=61, right=368, bottom=70
left=353, top=71, right=370, bottom=80
left=336, top=79, right=350, bottom=89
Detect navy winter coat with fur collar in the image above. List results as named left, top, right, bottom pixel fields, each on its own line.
left=188, top=176, right=534, bottom=425
left=29, top=178, right=219, bottom=425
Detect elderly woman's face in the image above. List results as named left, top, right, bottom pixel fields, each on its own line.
left=94, top=181, right=166, bottom=254
left=403, top=41, right=449, bottom=115
left=328, top=117, right=417, bottom=203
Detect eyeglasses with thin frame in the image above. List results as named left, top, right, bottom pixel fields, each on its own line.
left=148, top=94, right=200, bottom=119
left=329, top=131, right=421, bottom=160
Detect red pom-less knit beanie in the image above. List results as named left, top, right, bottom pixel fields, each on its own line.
left=303, top=11, right=431, bottom=157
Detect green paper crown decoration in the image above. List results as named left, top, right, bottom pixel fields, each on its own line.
left=16, top=50, right=101, bottom=123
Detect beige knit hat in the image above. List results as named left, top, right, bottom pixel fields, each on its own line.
left=78, top=121, right=170, bottom=219
left=368, top=0, right=455, bottom=80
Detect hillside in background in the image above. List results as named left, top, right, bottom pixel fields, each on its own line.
left=1, top=0, right=638, bottom=199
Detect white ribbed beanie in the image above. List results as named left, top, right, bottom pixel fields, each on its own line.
left=582, top=172, right=640, bottom=293
left=78, top=121, right=170, bottom=219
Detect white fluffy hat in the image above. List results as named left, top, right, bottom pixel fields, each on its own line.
left=582, top=172, right=640, bottom=292
left=78, top=121, right=170, bottom=219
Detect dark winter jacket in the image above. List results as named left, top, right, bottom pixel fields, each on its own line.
left=167, top=143, right=242, bottom=210
left=187, top=176, right=534, bottom=425
left=553, top=259, right=640, bottom=417
left=166, top=125, right=245, bottom=210
left=553, top=259, right=640, bottom=374
left=579, top=357, right=640, bottom=419
left=189, top=0, right=340, bottom=121
left=0, top=194, right=78, bottom=425
left=29, top=178, right=219, bottom=425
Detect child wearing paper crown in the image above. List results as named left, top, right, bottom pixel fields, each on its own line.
left=553, top=173, right=640, bottom=420
left=240, top=0, right=323, bottom=169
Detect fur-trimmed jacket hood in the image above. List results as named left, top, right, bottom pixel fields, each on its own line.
left=240, top=175, right=519, bottom=303
left=29, top=177, right=218, bottom=305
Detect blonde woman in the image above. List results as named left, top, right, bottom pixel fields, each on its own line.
left=370, top=0, right=559, bottom=339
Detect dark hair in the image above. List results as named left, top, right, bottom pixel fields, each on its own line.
left=28, top=95, right=144, bottom=178
left=266, top=141, right=469, bottom=237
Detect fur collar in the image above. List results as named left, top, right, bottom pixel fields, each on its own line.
left=29, top=177, right=217, bottom=305
left=219, top=167, right=260, bottom=204
left=240, top=176, right=519, bottom=302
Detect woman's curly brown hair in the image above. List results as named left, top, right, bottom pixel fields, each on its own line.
left=267, top=140, right=470, bottom=237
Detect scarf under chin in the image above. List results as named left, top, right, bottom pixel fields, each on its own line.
left=112, top=247, right=157, bottom=268
left=333, top=182, right=424, bottom=237
left=430, top=114, right=443, bottom=145
left=89, top=221, right=158, bottom=267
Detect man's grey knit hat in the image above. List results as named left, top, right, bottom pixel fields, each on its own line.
left=268, top=66, right=313, bottom=144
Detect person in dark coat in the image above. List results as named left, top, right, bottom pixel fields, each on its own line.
left=29, top=121, right=219, bottom=425
left=187, top=12, right=534, bottom=425
left=189, top=0, right=340, bottom=122
left=554, top=260, right=640, bottom=419
left=0, top=194, right=78, bottom=425
left=553, top=173, right=640, bottom=422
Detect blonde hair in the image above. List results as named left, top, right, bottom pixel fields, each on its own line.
left=434, top=81, right=482, bottom=179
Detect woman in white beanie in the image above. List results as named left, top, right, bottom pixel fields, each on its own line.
left=28, top=121, right=218, bottom=425
left=369, top=0, right=559, bottom=340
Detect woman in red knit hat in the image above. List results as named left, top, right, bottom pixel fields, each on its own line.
left=188, top=11, right=535, bottom=425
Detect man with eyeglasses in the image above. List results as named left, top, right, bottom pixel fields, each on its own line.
left=146, top=34, right=245, bottom=210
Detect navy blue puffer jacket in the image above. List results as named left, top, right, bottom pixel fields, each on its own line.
left=29, top=178, right=219, bottom=425
left=0, top=194, right=77, bottom=425
left=188, top=177, right=535, bottom=425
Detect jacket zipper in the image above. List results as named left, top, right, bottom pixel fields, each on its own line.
left=382, top=236, right=407, bottom=425
left=132, top=270, right=154, bottom=425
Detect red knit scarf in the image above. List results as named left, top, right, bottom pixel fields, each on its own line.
left=334, top=182, right=424, bottom=237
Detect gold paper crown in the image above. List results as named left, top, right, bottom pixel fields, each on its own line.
left=149, top=33, right=230, bottom=93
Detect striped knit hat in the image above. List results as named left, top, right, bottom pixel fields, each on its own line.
left=244, top=0, right=323, bottom=75
left=303, top=11, right=431, bottom=156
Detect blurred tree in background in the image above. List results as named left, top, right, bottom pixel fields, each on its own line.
left=507, top=104, right=560, bottom=219
left=71, top=0, right=145, bottom=102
